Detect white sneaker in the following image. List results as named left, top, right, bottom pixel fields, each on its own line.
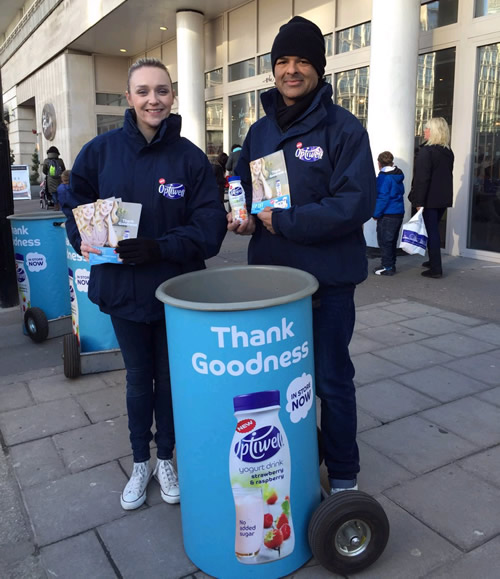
left=330, top=483, right=358, bottom=495
left=154, top=458, right=180, bottom=504
left=121, top=461, right=152, bottom=510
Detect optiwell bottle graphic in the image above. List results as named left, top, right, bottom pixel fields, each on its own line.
left=230, top=390, right=294, bottom=565
left=15, top=253, right=31, bottom=313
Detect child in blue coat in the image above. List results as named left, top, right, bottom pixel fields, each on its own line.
left=373, top=151, right=405, bottom=276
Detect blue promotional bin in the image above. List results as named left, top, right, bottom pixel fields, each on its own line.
left=64, top=234, right=124, bottom=377
left=8, top=211, right=71, bottom=342
left=156, top=265, right=321, bottom=579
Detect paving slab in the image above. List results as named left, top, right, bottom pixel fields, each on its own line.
left=27, top=374, right=74, bottom=403
left=349, top=496, right=460, bottom=579
left=41, top=530, right=116, bottom=579
left=356, top=379, right=437, bottom=423
left=357, top=323, right=429, bottom=346
left=357, top=441, right=414, bottom=495
left=477, top=385, right=500, bottom=407
left=76, top=384, right=126, bottom=423
left=398, top=316, right=469, bottom=336
left=395, top=366, right=491, bottom=402
left=349, top=333, right=382, bottom=356
left=386, top=464, right=500, bottom=551
left=10, top=437, right=67, bottom=488
left=428, top=310, right=483, bottom=326
left=420, top=397, right=500, bottom=447
left=0, top=365, right=63, bottom=387
left=359, top=415, right=478, bottom=475
left=382, top=302, right=444, bottom=318
left=418, top=332, right=496, bottom=358
left=351, top=353, right=407, bottom=386
left=0, top=397, right=90, bottom=445
left=356, top=407, right=382, bottom=432
left=426, top=534, right=500, bottom=579
left=374, top=342, right=453, bottom=370
left=63, top=373, right=116, bottom=396
left=457, top=445, right=500, bottom=488
left=355, top=309, right=409, bottom=328
left=462, top=323, right=500, bottom=346
left=444, top=352, right=500, bottom=386
left=23, top=462, right=128, bottom=546
left=53, top=415, right=131, bottom=472
left=98, top=503, right=195, bottom=579
left=0, top=381, right=33, bottom=413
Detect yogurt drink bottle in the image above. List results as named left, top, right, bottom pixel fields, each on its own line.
left=15, top=253, right=31, bottom=314
left=275, top=179, right=282, bottom=197
left=230, top=390, right=294, bottom=564
left=227, top=176, right=248, bottom=223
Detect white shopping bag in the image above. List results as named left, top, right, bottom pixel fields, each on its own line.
left=399, top=208, right=428, bottom=256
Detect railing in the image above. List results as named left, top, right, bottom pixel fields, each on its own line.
left=0, top=0, right=63, bottom=66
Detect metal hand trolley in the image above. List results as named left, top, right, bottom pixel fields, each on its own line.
left=8, top=212, right=72, bottom=342
left=156, top=265, right=389, bottom=578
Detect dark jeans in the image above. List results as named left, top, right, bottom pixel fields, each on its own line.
left=423, top=208, right=446, bottom=273
left=111, top=316, right=175, bottom=463
left=376, top=215, right=404, bottom=269
left=313, top=286, right=359, bottom=484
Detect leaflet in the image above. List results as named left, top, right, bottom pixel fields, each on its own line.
left=250, top=150, right=291, bottom=214
left=72, top=197, right=142, bottom=265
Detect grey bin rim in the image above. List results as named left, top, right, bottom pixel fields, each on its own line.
left=7, top=211, right=66, bottom=221
left=156, top=265, right=319, bottom=312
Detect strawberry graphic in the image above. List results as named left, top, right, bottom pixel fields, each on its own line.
left=263, top=513, right=273, bottom=528
left=264, top=528, right=283, bottom=550
left=266, top=490, right=278, bottom=505
left=281, top=523, right=291, bottom=541
left=276, top=513, right=288, bottom=529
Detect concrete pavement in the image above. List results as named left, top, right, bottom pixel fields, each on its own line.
left=0, top=230, right=499, bottom=578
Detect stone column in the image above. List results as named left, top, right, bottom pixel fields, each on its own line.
left=365, top=0, right=421, bottom=248
left=176, top=10, right=205, bottom=149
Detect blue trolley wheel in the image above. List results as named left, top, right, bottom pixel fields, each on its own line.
left=24, top=307, right=49, bottom=343
left=63, top=333, right=81, bottom=378
left=308, top=490, right=389, bottom=574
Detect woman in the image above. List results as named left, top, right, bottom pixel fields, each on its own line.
left=250, top=157, right=273, bottom=202
left=42, top=146, right=66, bottom=210
left=91, top=198, right=119, bottom=247
left=212, top=151, right=228, bottom=204
left=409, top=117, right=454, bottom=278
left=63, top=58, right=227, bottom=510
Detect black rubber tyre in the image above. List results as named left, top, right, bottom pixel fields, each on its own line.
left=24, top=307, right=49, bottom=343
left=63, top=334, right=81, bottom=378
left=308, top=491, right=389, bottom=574
left=317, top=426, right=324, bottom=465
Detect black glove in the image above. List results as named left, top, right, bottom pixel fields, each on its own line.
left=116, top=237, right=162, bottom=265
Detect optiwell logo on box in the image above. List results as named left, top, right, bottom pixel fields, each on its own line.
left=75, top=268, right=90, bottom=293
left=26, top=252, right=47, bottom=272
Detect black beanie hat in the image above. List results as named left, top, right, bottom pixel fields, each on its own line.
left=47, top=146, right=59, bottom=155
left=271, top=16, right=326, bottom=78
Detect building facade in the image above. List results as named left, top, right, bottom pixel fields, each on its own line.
left=1, top=0, right=500, bottom=262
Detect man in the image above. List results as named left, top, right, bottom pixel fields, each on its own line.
left=228, top=16, right=376, bottom=493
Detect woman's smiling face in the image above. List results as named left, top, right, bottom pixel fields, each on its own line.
left=126, top=66, right=174, bottom=141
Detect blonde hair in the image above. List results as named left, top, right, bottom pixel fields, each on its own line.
left=95, top=198, right=119, bottom=224
left=127, top=58, right=173, bottom=92
left=425, top=117, right=451, bottom=148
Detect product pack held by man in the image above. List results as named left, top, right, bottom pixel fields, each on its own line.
left=228, top=16, right=376, bottom=493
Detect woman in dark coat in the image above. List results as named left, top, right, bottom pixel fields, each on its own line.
left=409, top=117, right=454, bottom=278
left=212, top=151, right=228, bottom=203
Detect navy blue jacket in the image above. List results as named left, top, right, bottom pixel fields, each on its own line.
left=63, top=109, right=227, bottom=322
left=373, top=167, right=405, bottom=218
left=236, top=83, right=376, bottom=287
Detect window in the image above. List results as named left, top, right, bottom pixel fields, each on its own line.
left=97, top=115, right=124, bottom=135
left=205, top=68, right=223, bottom=88
left=324, top=34, right=333, bottom=57
left=420, top=0, right=458, bottom=31
left=334, top=67, right=369, bottom=127
left=229, top=92, right=256, bottom=147
left=336, top=22, right=371, bottom=54
left=468, top=43, right=500, bottom=253
left=96, top=93, right=128, bottom=107
left=258, top=53, right=272, bottom=75
left=414, top=47, right=456, bottom=146
left=229, top=58, right=255, bottom=82
left=475, top=0, right=500, bottom=17
left=206, top=99, right=223, bottom=163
